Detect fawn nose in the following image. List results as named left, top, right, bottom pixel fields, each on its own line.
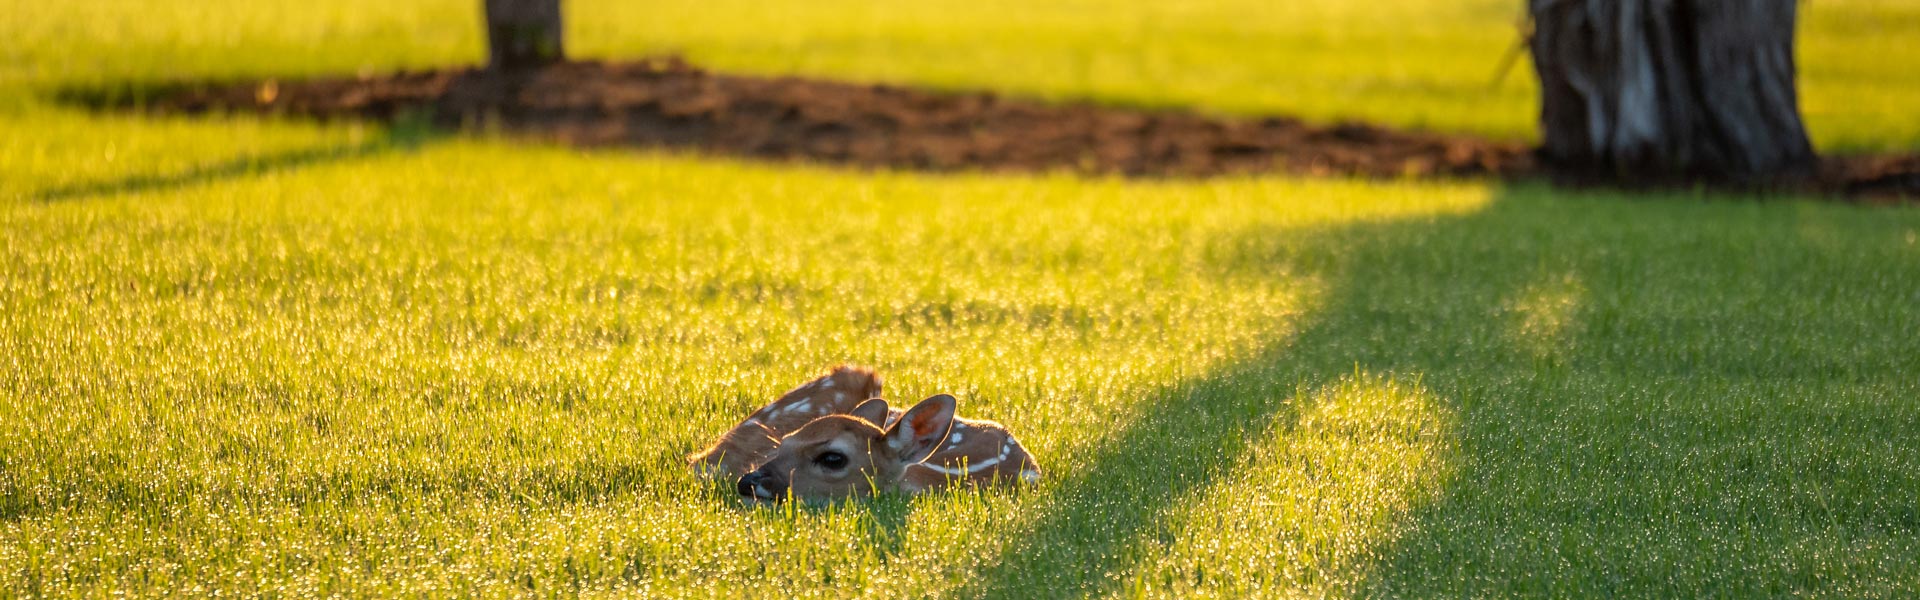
left=736, top=472, right=764, bottom=497
left=737, top=470, right=786, bottom=501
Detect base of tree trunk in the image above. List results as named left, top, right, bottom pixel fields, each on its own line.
left=484, top=0, right=564, bottom=71
left=1530, top=0, right=1815, bottom=182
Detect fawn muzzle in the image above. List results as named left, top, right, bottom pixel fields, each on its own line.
left=737, top=470, right=786, bottom=501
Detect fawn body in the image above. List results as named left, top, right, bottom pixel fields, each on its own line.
left=688, top=366, right=1040, bottom=502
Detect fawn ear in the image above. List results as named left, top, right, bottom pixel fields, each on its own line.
left=850, top=399, right=891, bottom=428
left=884, top=394, right=956, bottom=464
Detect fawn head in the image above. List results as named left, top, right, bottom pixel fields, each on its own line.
left=738, top=394, right=955, bottom=503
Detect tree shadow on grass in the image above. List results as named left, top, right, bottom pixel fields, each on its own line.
left=957, top=182, right=1920, bottom=597
left=30, top=114, right=443, bottom=203
left=951, top=185, right=1550, bottom=598
left=1350, top=194, right=1920, bottom=596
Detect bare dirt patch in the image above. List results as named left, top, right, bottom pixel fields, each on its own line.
left=82, top=57, right=1919, bottom=200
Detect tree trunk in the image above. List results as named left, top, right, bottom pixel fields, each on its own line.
left=483, top=0, right=564, bottom=70
left=1529, top=0, right=1814, bottom=182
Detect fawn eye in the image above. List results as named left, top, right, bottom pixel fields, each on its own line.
left=815, top=451, right=849, bottom=470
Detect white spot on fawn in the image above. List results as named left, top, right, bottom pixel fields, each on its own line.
left=819, top=378, right=836, bottom=389
left=914, top=456, right=1003, bottom=477
left=948, top=432, right=964, bottom=444
left=1021, top=470, right=1040, bottom=483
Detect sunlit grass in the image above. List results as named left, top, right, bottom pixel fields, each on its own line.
left=1506, top=271, right=1586, bottom=363
left=1124, top=375, right=1457, bottom=597
left=3, top=0, right=1920, bottom=597
left=4, top=111, right=1918, bottom=596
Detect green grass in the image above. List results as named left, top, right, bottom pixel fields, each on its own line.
left=3, top=0, right=1920, bottom=597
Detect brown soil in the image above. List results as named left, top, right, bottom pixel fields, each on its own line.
left=100, top=57, right=1918, bottom=200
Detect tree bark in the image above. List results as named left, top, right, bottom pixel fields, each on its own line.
left=483, top=0, right=564, bottom=70
left=1529, top=0, right=1814, bottom=182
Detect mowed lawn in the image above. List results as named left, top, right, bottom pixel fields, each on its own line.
left=3, top=0, right=1920, bottom=597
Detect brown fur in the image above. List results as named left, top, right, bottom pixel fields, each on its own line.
left=741, top=414, right=902, bottom=501
left=901, top=415, right=1040, bottom=493
left=738, top=394, right=1041, bottom=503
left=692, top=367, right=1042, bottom=503
left=687, top=365, right=883, bottom=479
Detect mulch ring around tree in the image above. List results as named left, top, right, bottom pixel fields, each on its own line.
left=71, top=56, right=1919, bottom=201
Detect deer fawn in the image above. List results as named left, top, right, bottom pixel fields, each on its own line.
left=689, top=366, right=1041, bottom=503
